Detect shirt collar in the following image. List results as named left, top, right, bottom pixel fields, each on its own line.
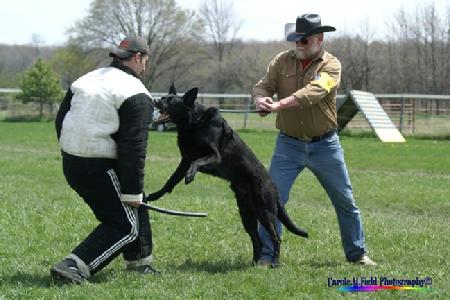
left=110, top=61, right=140, bottom=79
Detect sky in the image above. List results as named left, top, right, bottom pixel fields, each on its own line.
left=0, top=0, right=448, bottom=46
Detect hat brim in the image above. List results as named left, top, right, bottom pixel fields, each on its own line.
left=286, top=25, right=336, bottom=42
left=109, top=48, right=133, bottom=59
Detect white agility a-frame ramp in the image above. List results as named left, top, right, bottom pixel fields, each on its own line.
left=337, top=90, right=405, bottom=142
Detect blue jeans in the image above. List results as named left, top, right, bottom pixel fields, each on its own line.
left=258, top=132, right=366, bottom=261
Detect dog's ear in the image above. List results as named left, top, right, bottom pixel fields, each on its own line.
left=222, top=118, right=234, bottom=139
left=169, top=82, right=177, bottom=95
left=200, top=107, right=219, bottom=123
left=183, top=88, right=198, bottom=107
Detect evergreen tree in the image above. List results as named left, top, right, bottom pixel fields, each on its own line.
left=17, top=58, right=64, bottom=118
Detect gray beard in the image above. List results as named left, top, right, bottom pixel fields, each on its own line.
left=295, top=44, right=321, bottom=59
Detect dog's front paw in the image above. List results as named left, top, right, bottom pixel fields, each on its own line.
left=185, top=168, right=197, bottom=184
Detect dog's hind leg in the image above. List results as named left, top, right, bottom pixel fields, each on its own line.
left=233, top=185, right=262, bottom=265
left=258, top=216, right=281, bottom=268
left=239, top=209, right=261, bottom=264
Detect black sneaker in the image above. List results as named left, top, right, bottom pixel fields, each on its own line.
left=50, top=258, right=86, bottom=284
left=127, top=264, right=161, bottom=275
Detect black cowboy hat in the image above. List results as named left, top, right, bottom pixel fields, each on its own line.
left=286, top=14, right=336, bottom=42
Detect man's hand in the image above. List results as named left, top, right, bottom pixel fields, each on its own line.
left=254, top=97, right=272, bottom=117
left=258, top=95, right=299, bottom=113
left=257, top=97, right=282, bottom=112
left=125, top=201, right=142, bottom=208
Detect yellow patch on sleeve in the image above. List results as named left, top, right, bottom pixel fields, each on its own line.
left=311, top=72, right=336, bottom=93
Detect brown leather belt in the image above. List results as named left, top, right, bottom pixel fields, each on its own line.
left=284, top=130, right=336, bottom=143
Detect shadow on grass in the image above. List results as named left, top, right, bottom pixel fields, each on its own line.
left=3, top=272, right=52, bottom=288
left=170, top=258, right=251, bottom=274
left=85, top=269, right=117, bottom=284
left=301, top=259, right=342, bottom=269
left=170, top=258, right=344, bottom=273
left=2, top=269, right=115, bottom=288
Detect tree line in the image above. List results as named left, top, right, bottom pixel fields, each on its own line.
left=1, top=0, right=449, bottom=99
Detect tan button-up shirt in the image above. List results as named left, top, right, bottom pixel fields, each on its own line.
left=252, top=49, right=341, bottom=139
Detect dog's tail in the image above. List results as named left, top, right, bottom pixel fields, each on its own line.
left=277, top=201, right=308, bottom=238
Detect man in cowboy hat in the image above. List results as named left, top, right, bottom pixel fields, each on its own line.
left=252, top=14, right=377, bottom=267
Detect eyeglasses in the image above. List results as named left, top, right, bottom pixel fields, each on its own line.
left=297, top=38, right=310, bottom=46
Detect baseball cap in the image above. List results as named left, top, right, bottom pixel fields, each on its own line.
left=109, top=36, right=150, bottom=59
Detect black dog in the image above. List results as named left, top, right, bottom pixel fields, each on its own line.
left=148, top=85, right=308, bottom=267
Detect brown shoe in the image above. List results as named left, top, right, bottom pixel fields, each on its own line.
left=352, top=255, right=377, bottom=266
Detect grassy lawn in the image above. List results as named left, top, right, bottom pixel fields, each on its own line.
left=0, top=122, right=449, bottom=299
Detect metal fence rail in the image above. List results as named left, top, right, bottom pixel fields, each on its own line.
left=1, top=89, right=449, bottom=136
left=173, top=93, right=450, bottom=135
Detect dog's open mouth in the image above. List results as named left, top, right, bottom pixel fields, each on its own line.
left=155, top=112, right=171, bottom=124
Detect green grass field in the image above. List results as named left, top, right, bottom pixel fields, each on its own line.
left=0, top=122, right=449, bottom=299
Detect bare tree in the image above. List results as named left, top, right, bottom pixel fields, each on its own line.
left=391, top=7, right=412, bottom=93
left=424, top=4, right=440, bottom=93
left=49, top=43, right=96, bottom=88
left=198, top=0, right=242, bottom=95
left=411, top=8, right=426, bottom=92
left=357, top=20, right=374, bottom=90
left=330, top=35, right=367, bottom=90
left=445, top=7, right=450, bottom=94
left=31, top=33, right=44, bottom=59
left=68, top=0, right=204, bottom=89
left=386, top=40, right=398, bottom=92
left=199, top=0, right=242, bottom=62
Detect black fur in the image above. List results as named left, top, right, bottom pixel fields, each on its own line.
left=148, top=87, right=308, bottom=267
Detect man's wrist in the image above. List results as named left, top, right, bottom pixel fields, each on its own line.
left=278, top=95, right=299, bottom=109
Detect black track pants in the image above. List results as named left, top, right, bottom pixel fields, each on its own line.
left=62, top=153, right=152, bottom=274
